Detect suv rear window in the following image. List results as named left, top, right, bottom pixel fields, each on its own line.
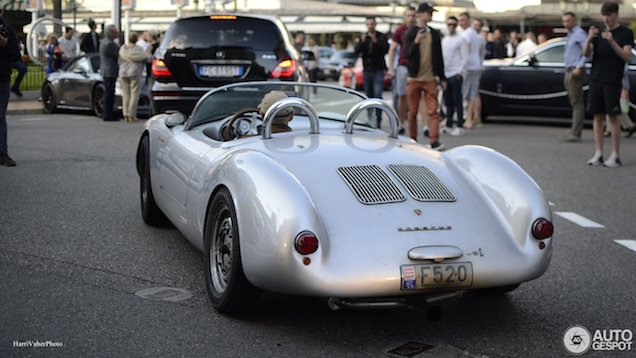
left=161, top=17, right=284, bottom=51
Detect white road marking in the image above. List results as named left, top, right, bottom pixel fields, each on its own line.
left=554, top=211, right=605, bottom=228
left=615, top=240, right=636, bottom=252
left=20, top=117, right=49, bottom=121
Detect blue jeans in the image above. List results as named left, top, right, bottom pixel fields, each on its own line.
left=444, top=75, right=464, bottom=128
left=11, top=61, right=27, bottom=90
left=363, top=69, right=385, bottom=126
left=103, top=77, right=117, bottom=120
left=0, top=82, right=10, bottom=154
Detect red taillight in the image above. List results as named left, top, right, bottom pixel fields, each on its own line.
left=152, top=59, right=173, bottom=80
left=271, top=59, right=296, bottom=79
left=295, top=231, right=319, bottom=255
left=532, top=218, right=554, bottom=239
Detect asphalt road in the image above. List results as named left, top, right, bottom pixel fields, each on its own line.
left=1, top=111, right=635, bottom=358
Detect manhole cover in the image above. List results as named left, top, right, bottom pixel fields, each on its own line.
left=134, top=287, right=193, bottom=302
left=387, top=342, right=434, bottom=357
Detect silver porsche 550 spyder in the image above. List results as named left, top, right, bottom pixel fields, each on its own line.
left=136, top=81, right=554, bottom=315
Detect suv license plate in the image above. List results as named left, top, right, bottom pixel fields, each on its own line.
left=199, top=65, right=243, bottom=77
left=401, top=262, right=473, bottom=290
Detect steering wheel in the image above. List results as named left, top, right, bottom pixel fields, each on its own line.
left=223, top=107, right=261, bottom=141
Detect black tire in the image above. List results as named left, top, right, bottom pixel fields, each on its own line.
left=473, top=283, right=520, bottom=295
left=41, top=83, right=57, bottom=114
left=138, top=136, right=169, bottom=226
left=92, top=83, right=105, bottom=118
left=204, top=188, right=262, bottom=313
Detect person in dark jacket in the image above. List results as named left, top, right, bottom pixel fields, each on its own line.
left=99, top=24, right=120, bottom=121
left=0, top=8, right=22, bottom=166
left=402, top=3, right=447, bottom=150
left=80, top=19, right=101, bottom=54
left=354, top=16, right=389, bottom=127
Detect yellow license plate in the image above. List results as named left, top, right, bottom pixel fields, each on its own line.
left=401, top=262, right=473, bottom=290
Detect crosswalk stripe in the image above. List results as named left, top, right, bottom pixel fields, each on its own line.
left=553, top=211, right=605, bottom=228
left=615, top=240, right=636, bottom=252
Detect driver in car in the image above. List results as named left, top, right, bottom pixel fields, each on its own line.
left=258, top=91, right=294, bottom=133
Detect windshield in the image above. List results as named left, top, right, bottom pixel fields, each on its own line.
left=188, top=82, right=372, bottom=128
left=160, top=17, right=284, bottom=51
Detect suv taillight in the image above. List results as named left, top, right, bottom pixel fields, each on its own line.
left=270, top=59, right=296, bottom=79
left=152, top=59, right=173, bottom=80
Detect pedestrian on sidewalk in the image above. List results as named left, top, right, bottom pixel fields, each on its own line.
left=583, top=1, right=633, bottom=168
left=118, top=32, right=152, bottom=122
left=1, top=8, right=22, bottom=166
left=403, top=3, right=447, bottom=150
left=441, top=16, right=468, bottom=136
left=560, top=11, right=589, bottom=143
left=100, top=24, right=120, bottom=122
left=460, top=14, right=485, bottom=129
left=354, top=16, right=389, bottom=127
left=10, top=58, right=26, bottom=98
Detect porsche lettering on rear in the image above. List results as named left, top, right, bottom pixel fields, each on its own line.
left=397, top=226, right=452, bottom=232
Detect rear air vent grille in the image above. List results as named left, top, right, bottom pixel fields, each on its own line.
left=388, top=164, right=456, bottom=202
left=338, top=165, right=406, bottom=205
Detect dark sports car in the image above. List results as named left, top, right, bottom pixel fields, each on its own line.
left=480, top=38, right=636, bottom=120
left=41, top=53, right=150, bottom=118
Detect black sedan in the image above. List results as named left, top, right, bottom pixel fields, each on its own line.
left=480, top=38, right=636, bottom=120
left=41, top=53, right=150, bottom=118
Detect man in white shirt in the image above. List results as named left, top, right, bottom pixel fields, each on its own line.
left=515, top=31, right=537, bottom=57
left=57, top=27, right=78, bottom=63
left=460, top=14, right=485, bottom=129
left=441, top=16, right=468, bottom=136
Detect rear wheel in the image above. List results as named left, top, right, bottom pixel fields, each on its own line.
left=41, top=83, right=57, bottom=114
left=92, top=83, right=105, bottom=118
left=204, top=188, right=262, bottom=313
left=138, top=136, right=168, bottom=226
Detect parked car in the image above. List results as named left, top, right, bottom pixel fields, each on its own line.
left=480, top=37, right=636, bottom=120
left=302, top=46, right=335, bottom=67
left=136, top=81, right=554, bottom=315
left=303, top=46, right=336, bottom=80
left=339, top=57, right=392, bottom=91
left=40, top=53, right=150, bottom=118
left=321, top=50, right=357, bottom=80
left=151, top=13, right=307, bottom=116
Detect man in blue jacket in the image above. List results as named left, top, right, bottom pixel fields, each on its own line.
left=0, top=8, right=22, bottom=166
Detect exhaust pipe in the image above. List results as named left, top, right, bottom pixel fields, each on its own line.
left=326, top=297, right=446, bottom=322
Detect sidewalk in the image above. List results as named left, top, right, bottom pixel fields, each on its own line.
left=7, top=90, right=43, bottom=115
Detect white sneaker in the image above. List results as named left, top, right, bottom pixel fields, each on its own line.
left=440, top=126, right=452, bottom=134
left=426, top=142, right=446, bottom=151
left=603, top=156, right=622, bottom=168
left=587, top=153, right=603, bottom=166
left=450, top=127, right=464, bottom=136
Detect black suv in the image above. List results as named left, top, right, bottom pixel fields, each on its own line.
left=150, top=14, right=307, bottom=115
